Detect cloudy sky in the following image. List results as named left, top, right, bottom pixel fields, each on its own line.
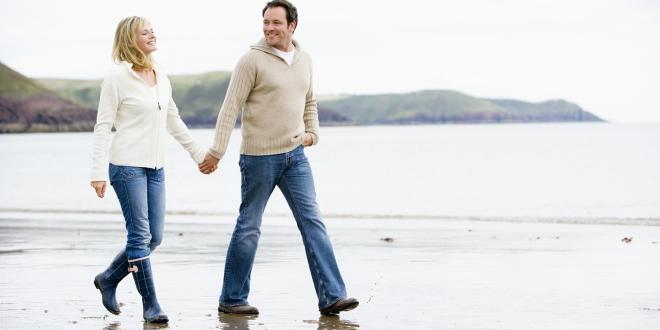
left=2, top=0, right=659, bottom=122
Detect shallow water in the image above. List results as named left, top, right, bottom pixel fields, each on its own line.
left=1, top=212, right=660, bottom=329
left=1, top=123, right=659, bottom=219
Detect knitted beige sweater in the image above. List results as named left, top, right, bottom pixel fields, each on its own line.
left=208, top=38, right=319, bottom=160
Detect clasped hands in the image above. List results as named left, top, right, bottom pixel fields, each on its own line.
left=198, top=153, right=219, bottom=174
left=198, top=133, right=313, bottom=175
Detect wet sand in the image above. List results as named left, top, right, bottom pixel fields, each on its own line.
left=1, top=211, right=660, bottom=329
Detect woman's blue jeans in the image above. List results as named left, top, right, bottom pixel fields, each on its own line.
left=109, top=164, right=165, bottom=260
left=219, top=146, right=347, bottom=309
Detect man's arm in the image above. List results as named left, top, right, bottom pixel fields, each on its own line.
left=303, top=68, right=320, bottom=146
left=199, top=52, right=257, bottom=174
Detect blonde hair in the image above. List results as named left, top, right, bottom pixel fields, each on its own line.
left=112, top=16, right=153, bottom=71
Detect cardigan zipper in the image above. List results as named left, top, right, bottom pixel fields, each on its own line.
left=154, top=84, right=162, bottom=169
left=123, top=63, right=165, bottom=170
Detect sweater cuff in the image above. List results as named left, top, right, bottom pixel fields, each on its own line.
left=307, top=131, right=319, bottom=146
left=207, top=148, right=224, bottom=160
left=91, top=169, right=109, bottom=182
left=192, top=149, right=206, bottom=164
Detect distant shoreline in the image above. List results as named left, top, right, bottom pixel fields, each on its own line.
left=3, top=61, right=605, bottom=133
left=2, top=207, right=658, bottom=226
left=0, top=119, right=610, bottom=134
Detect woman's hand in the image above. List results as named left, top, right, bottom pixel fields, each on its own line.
left=199, top=153, right=220, bottom=174
left=91, top=181, right=107, bottom=198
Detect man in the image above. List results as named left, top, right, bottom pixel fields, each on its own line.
left=198, top=0, right=358, bottom=316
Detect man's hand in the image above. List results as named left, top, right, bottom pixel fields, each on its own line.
left=91, top=181, right=107, bottom=198
left=199, top=153, right=220, bottom=174
left=303, top=133, right=313, bottom=147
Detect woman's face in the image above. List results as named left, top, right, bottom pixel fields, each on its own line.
left=136, top=22, right=157, bottom=55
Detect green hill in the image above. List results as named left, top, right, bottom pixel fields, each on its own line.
left=27, top=68, right=603, bottom=131
left=169, top=71, right=231, bottom=125
left=38, top=70, right=350, bottom=126
left=37, top=72, right=233, bottom=118
left=37, top=71, right=234, bottom=126
left=34, top=78, right=100, bottom=109
left=320, top=90, right=602, bottom=124
left=486, top=98, right=600, bottom=122
left=0, top=62, right=46, bottom=98
left=0, top=62, right=95, bottom=133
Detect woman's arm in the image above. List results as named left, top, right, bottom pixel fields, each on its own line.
left=165, top=96, right=206, bottom=164
left=90, top=77, right=120, bottom=193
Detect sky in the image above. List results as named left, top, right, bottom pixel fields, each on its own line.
left=1, top=0, right=659, bottom=122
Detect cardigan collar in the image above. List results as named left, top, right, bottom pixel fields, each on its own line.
left=119, top=61, right=164, bottom=83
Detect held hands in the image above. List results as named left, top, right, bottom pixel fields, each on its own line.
left=196, top=135, right=308, bottom=176
left=91, top=181, right=107, bottom=198
left=199, top=153, right=220, bottom=174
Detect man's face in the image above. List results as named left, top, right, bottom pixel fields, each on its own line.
left=263, top=6, right=295, bottom=51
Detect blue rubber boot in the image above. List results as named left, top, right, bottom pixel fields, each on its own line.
left=129, top=258, right=169, bottom=323
left=93, top=249, right=129, bottom=315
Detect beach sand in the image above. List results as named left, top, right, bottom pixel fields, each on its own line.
left=1, top=211, right=660, bottom=329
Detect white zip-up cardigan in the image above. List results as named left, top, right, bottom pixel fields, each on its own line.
left=91, top=61, right=206, bottom=181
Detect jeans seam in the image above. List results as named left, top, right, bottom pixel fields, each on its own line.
left=281, top=175, right=328, bottom=304
left=222, top=235, right=236, bottom=301
left=221, top=162, right=247, bottom=305
left=117, top=177, right=137, bottom=258
left=147, top=168, right=165, bottom=251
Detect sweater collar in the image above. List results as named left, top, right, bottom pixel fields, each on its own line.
left=119, top=61, right=163, bottom=81
left=251, top=38, right=301, bottom=64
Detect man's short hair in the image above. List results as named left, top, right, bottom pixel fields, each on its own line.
left=262, top=0, right=298, bottom=26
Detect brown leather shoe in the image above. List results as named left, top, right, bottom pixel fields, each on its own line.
left=218, top=303, right=259, bottom=314
left=320, top=297, right=359, bottom=316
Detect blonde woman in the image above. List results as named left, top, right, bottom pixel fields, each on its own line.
left=90, top=16, right=213, bottom=323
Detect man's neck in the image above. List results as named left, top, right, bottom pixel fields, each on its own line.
left=273, top=42, right=294, bottom=52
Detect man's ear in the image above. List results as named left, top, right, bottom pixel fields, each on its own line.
left=289, top=21, right=297, bottom=33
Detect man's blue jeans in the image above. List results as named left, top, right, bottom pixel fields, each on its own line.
left=109, top=164, right=165, bottom=260
left=220, top=146, right=347, bottom=309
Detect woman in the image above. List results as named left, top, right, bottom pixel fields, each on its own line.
left=90, top=16, right=213, bottom=323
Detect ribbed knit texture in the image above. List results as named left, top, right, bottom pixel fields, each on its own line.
left=91, top=62, right=206, bottom=181
left=208, top=38, right=319, bottom=160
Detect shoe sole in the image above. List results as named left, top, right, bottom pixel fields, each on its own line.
left=218, top=306, right=259, bottom=315
left=342, top=301, right=359, bottom=312
left=320, top=301, right=359, bottom=316
left=93, top=277, right=121, bottom=315
left=145, top=316, right=169, bottom=323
